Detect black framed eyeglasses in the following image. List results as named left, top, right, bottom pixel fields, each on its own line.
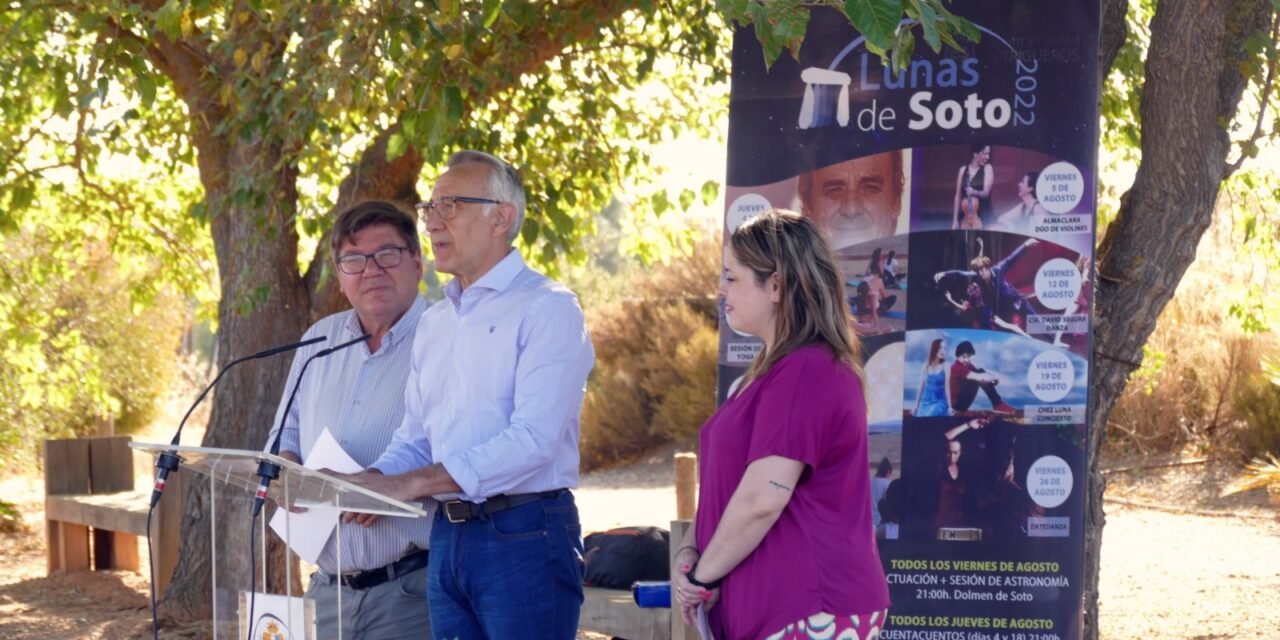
left=414, top=195, right=502, bottom=220
left=336, top=246, right=411, bottom=274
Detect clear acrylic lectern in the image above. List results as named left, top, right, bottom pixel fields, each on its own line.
left=131, top=442, right=428, bottom=639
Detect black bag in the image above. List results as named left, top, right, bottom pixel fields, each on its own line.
left=582, top=526, right=671, bottom=589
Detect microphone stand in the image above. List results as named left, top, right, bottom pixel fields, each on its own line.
left=150, top=336, right=327, bottom=508
left=145, top=334, right=324, bottom=640
left=243, top=332, right=370, bottom=640
left=252, top=332, right=371, bottom=516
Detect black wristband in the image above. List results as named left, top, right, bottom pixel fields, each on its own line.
left=685, top=560, right=722, bottom=590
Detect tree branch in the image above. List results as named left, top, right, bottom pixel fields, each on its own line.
left=1099, top=0, right=1131, bottom=81
left=1225, top=13, right=1279, bottom=176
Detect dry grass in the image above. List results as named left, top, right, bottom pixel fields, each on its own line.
left=1105, top=213, right=1279, bottom=459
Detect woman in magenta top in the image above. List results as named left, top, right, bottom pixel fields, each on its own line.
left=672, top=209, right=890, bottom=639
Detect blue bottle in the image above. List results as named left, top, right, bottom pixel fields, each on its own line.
left=632, top=581, right=671, bottom=608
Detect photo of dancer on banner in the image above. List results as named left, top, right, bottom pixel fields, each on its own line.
left=907, top=232, right=1090, bottom=355
left=899, top=417, right=1085, bottom=545
left=904, top=329, right=1088, bottom=422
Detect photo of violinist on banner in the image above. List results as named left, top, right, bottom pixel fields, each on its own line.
left=953, top=143, right=993, bottom=230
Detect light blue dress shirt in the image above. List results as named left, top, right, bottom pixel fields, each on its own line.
left=267, top=296, right=433, bottom=573
left=372, top=250, right=595, bottom=502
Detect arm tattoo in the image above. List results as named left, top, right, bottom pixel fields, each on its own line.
left=768, top=480, right=793, bottom=492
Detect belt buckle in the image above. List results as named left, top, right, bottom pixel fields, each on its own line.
left=443, top=499, right=468, bottom=523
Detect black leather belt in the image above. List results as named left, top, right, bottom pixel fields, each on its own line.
left=440, top=489, right=566, bottom=524
left=338, top=548, right=429, bottom=590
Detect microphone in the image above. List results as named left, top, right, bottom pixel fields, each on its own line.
left=149, top=336, right=326, bottom=508
left=252, top=333, right=372, bottom=516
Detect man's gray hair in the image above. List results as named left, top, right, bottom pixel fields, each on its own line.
left=447, top=150, right=526, bottom=243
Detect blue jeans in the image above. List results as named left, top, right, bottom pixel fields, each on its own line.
left=428, top=490, right=584, bottom=639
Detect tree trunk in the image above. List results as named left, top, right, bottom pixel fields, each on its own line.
left=159, top=136, right=312, bottom=623
left=304, top=123, right=426, bottom=323
left=1082, top=2, right=1274, bottom=638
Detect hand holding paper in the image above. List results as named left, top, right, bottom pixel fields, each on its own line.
left=267, top=428, right=362, bottom=564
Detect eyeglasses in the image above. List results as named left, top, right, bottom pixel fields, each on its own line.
left=414, top=195, right=502, bottom=220
left=336, top=246, right=411, bottom=275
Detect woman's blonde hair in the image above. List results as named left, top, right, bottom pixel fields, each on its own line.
left=729, top=209, right=863, bottom=389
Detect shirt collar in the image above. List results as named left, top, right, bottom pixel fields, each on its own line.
left=444, top=248, right=526, bottom=305
left=344, top=295, right=427, bottom=351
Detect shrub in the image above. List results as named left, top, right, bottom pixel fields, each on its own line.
left=579, top=236, right=720, bottom=471
left=0, top=233, right=185, bottom=471
left=1231, top=360, right=1280, bottom=460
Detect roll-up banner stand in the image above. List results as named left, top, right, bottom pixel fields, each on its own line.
left=720, top=3, right=1097, bottom=638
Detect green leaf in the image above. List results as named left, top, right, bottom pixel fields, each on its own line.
left=843, top=0, right=902, bottom=52
left=386, top=132, right=408, bottom=161
left=548, top=206, right=574, bottom=234
left=913, top=0, right=940, bottom=52
left=154, top=0, right=184, bottom=40
left=950, top=15, right=981, bottom=45
left=700, top=180, right=720, bottom=205
left=717, top=0, right=750, bottom=18
left=890, top=28, right=915, bottom=72
left=444, top=86, right=464, bottom=122
left=135, top=72, right=157, bottom=107
left=521, top=217, right=540, bottom=245
left=482, top=0, right=502, bottom=28
left=769, top=3, right=810, bottom=59
left=678, top=188, right=696, bottom=211
left=652, top=190, right=671, bottom=215
left=388, top=33, right=404, bottom=61
left=11, top=182, right=36, bottom=210
left=638, top=48, right=657, bottom=82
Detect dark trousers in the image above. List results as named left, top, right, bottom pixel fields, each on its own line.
left=953, top=378, right=1004, bottom=412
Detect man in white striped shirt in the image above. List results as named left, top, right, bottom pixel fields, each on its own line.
left=268, top=201, right=434, bottom=639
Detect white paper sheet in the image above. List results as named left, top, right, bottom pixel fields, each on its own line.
left=267, top=428, right=362, bottom=564
left=696, top=603, right=715, bottom=640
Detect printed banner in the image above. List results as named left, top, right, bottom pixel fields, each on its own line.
left=720, top=3, right=1098, bottom=639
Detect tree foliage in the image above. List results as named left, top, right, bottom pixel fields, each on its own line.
left=2, top=0, right=730, bottom=619
left=717, top=0, right=980, bottom=68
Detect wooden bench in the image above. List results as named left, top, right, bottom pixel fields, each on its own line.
left=579, top=453, right=699, bottom=640
left=44, top=435, right=184, bottom=592
left=581, top=585, right=671, bottom=639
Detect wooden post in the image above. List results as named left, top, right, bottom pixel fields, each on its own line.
left=669, top=519, right=696, bottom=640
left=671, top=452, right=699, bottom=640
left=674, top=452, right=697, bottom=521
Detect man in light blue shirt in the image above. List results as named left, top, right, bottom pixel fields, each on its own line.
left=267, top=201, right=433, bottom=639
left=349, top=150, right=594, bottom=639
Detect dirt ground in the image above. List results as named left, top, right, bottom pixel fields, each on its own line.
left=2, top=450, right=1277, bottom=639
